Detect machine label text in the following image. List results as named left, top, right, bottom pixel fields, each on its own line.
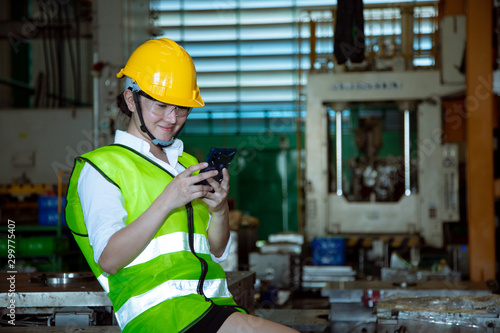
left=332, top=81, right=402, bottom=91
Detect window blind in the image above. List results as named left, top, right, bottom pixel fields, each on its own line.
left=150, top=0, right=437, bottom=134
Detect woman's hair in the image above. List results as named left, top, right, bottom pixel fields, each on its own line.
left=115, top=91, right=132, bottom=129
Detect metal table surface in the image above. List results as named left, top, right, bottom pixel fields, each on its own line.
left=321, top=280, right=492, bottom=303
left=376, top=294, right=500, bottom=332
left=0, top=271, right=255, bottom=310
left=321, top=280, right=493, bottom=333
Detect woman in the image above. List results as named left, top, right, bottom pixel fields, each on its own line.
left=66, top=38, right=298, bottom=333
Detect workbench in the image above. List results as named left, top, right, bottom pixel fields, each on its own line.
left=321, top=280, right=493, bottom=333
left=0, top=271, right=255, bottom=330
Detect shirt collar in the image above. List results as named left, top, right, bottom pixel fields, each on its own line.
left=114, top=130, right=184, bottom=168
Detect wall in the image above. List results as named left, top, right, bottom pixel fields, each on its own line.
left=0, top=108, right=93, bottom=185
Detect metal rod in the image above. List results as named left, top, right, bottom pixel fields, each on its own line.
left=296, top=19, right=304, bottom=233
left=0, top=76, right=87, bottom=105
left=404, top=108, right=411, bottom=196
left=384, top=241, right=390, bottom=268
left=92, top=52, right=99, bottom=149
left=336, top=109, right=343, bottom=196
left=279, top=150, right=289, bottom=231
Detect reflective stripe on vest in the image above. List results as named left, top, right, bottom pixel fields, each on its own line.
left=124, top=232, right=211, bottom=269
left=97, top=273, right=110, bottom=294
left=115, top=278, right=232, bottom=329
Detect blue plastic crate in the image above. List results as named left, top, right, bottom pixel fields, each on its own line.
left=311, top=237, right=346, bottom=265
left=38, top=211, right=66, bottom=226
left=38, top=196, right=66, bottom=226
left=38, top=196, right=60, bottom=209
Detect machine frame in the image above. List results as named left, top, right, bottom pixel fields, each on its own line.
left=305, top=70, right=464, bottom=248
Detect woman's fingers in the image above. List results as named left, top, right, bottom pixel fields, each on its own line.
left=180, top=162, right=223, bottom=186
left=202, top=169, right=231, bottom=212
left=169, top=164, right=231, bottom=209
left=181, top=162, right=208, bottom=177
left=219, top=168, right=230, bottom=190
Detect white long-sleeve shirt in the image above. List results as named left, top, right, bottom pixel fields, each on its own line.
left=77, top=130, right=231, bottom=265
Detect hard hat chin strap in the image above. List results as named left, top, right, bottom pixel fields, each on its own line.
left=132, top=91, right=175, bottom=148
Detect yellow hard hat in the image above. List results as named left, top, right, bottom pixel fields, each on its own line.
left=116, top=38, right=204, bottom=108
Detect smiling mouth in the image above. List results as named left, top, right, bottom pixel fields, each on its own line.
left=158, top=125, right=175, bottom=132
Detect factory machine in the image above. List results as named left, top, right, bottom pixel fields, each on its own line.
left=305, top=69, right=463, bottom=250
left=303, top=13, right=469, bottom=277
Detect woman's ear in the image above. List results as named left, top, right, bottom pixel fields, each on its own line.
left=123, top=89, right=135, bottom=113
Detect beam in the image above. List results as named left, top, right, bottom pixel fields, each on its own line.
left=466, top=0, right=496, bottom=281
left=0, top=21, right=92, bottom=39
left=439, top=0, right=466, bottom=16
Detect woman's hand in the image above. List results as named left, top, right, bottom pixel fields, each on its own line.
left=201, top=168, right=230, bottom=214
left=160, top=162, right=218, bottom=210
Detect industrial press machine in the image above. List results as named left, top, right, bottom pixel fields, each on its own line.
left=302, top=11, right=469, bottom=276
left=297, top=8, right=500, bottom=332
left=305, top=70, right=463, bottom=249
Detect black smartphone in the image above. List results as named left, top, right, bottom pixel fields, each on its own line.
left=195, top=147, right=237, bottom=187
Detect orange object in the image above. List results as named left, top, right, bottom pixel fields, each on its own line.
left=466, top=0, right=496, bottom=282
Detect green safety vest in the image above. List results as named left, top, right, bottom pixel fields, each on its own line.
left=66, top=144, right=239, bottom=332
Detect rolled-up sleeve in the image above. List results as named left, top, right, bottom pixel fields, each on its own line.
left=207, top=214, right=232, bottom=263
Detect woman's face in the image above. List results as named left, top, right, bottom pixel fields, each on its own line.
left=124, top=90, right=189, bottom=145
